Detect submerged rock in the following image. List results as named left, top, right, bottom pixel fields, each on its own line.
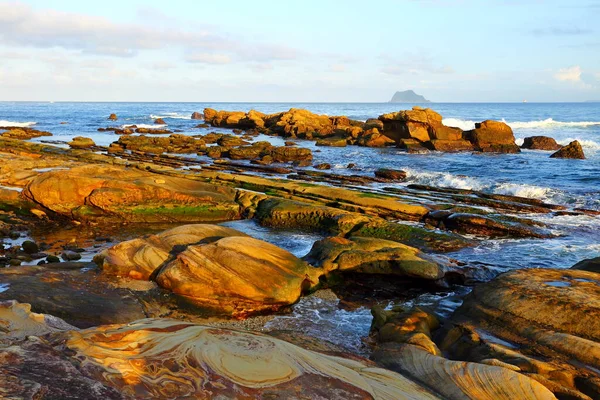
left=550, top=140, right=585, bottom=159
left=0, top=127, right=52, bottom=140
left=191, top=111, right=204, bottom=120
left=521, top=136, right=562, bottom=151
left=374, top=168, right=407, bottom=181
left=108, top=113, right=118, bottom=120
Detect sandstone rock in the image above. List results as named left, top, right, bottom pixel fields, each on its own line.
left=379, top=107, right=444, bottom=143
left=356, top=128, right=396, bottom=147
left=95, top=224, right=247, bottom=280
left=1, top=127, right=52, bottom=140
left=375, top=168, right=407, bottom=181
left=316, top=137, right=347, bottom=147
left=270, top=146, right=313, bottom=162
left=238, top=109, right=266, bottom=129
left=522, top=136, right=562, bottom=151
left=108, top=113, right=117, bottom=120
left=550, top=140, right=585, bottom=159
left=425, top=139, right=474, bottom=152
left=155, top=235, right=323, bottom=316
left=22, top=165, right=240, bottom=223
left=0, top=300, right=76, bottom=339
left=271, top=108, right=334, bottom=139
left=304, top=236, right=443, bottom=280
left=463, top=120, right=520, bottom=153
left=448, top=268, right=600, bottom=398
left=191, top=111, right=204, bottom=120
left=64, top=318, right=442, bottom=399
left=571, top=256, right=600, bottom=273
left=68, top=136, right=96, bottom=149
left=154, top=118, right=166, bottom=125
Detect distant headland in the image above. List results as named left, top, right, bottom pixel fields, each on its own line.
left=389, top=90, right=430, bottom=103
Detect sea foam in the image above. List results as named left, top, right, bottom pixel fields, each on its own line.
left=443, top=117, right=600, bottom=130
left=0, top=120, right=37, bottom=127
left=121, top=124, right=167, bottom=129
left=150, top=113, right=191, bottom=120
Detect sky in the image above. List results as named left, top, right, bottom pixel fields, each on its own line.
left=0, top=0, right=599, bottom=102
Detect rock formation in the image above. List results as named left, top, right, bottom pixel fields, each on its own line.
left=550, top=140, right=586, bottom=159
left=521, top=136, right=562, bottom=151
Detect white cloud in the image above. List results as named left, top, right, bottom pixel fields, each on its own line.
left=330, top=64, right=346, bottom=72
left=0, top=2, right=298, bottom=63
left=186, top=53, right=231, bottom=65
left=554, top=66, right=582, bottom=82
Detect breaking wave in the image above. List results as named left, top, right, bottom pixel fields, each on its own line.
left=405, top=168, right=561, bottom=202
left=556, top=138, right=600, bottom=151
left=0, top=120, right=37, bottom=127
left=121, top=124, right=167, bottom=129
left=150, top=113, right=191, bottom=120
left=443, top=117, right=600, bottom=131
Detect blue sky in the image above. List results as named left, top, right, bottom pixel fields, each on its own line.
left=0, top=0, right=598, bottom=102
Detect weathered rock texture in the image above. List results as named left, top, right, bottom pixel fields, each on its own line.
left=550, top=140, right=586, bottom=159
left=521, top=136, right=562, bottom=151
left=22, top=165, right=240, bottom=223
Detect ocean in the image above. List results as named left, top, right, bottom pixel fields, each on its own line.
left=1, top=101, right=599, bottom=351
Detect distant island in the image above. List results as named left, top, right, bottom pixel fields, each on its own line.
left=389, top=90, right=430, bottom=103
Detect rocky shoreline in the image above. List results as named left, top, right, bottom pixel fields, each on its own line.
left=0, top=109, right=598, bottom=399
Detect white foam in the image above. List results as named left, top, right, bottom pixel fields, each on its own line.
left=506, top=118, right=600, bottom=130
left=121, top=124, right=167, bottom=129
left=442, top=118, right=476, bottom=130
left=404, top=168, right=485, bottom=190
left=491, top=182, right=553, bottom=200
left=0, top=283, right=9, bottom=293
left=556, top=138, right=600, bottom=151
left=150, top=113, right=191, bottom=120
left=0, top=120, right=37, bottom=127
left=443, top=117, right=600, bottom=131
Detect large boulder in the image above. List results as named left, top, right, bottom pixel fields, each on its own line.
left=270, top=108, right=334, bottom=139
left=550, top=140, right=585, bottom=159
left=22, top=165, right=240, bottom=223
left=304, top=236, right=444, bottom=280
left=191, top=111, right=204, bottom=120
left=521, top=136, right=562, bottom=151
left=95, top=224, right=247, bottom=280
left=96, top=224, right=323, bottom=316
left=463, top=120, right=520, bottom=153
left=379, top=107, right=444, bottom=143
left=155, top=236, right=323, bottom=316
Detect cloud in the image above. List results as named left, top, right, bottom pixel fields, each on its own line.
left=531, top=27, right=593, bottom=36
left=186, top=53, right=231, bottom=65
left=554, top=66, right=582, bottom=82
left=0, top=2, right=298, bottom=63
left=330, top=64, right=346, bottom=72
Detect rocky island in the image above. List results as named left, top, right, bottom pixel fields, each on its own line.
left=0, top=106, right=597, bottom=400
left=389, top=90, right=431, bottom=103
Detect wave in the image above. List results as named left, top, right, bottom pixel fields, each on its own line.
left=0, top=120, right=37, bottom=127
left=443, top=117, right=600, bottom=131
left=150, top=113, right=191, bottom=120
left=506, top=118, right=600, bottom=129
left=556, top=138, right=600, bottom=151
left=404, top=168, right=486, bottom=191
left=442, top=118, right=476, bottom=130
left=491, top=182, right=554, bottom=200
left=404, top=168, right=562, bottom=202
left=121, top=124, right=167, bottom=129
